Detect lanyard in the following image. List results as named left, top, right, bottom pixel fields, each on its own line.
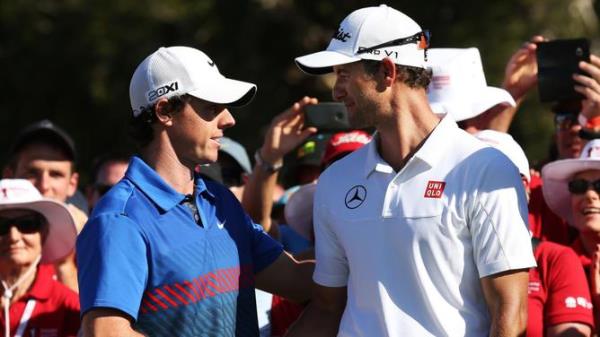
left=13, top=299, right=36, bottom=337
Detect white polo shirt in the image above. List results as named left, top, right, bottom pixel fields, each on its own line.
left=313, top=116, right=535, bottom=337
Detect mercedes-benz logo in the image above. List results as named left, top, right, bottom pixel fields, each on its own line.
left=345, top=185, right=367, bottom=209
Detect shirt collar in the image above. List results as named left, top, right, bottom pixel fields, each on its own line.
left=125, top=156, right=216, bottom=212
left=362, top=115, right=455, bottom=178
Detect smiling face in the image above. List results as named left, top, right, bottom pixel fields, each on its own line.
left=0, top=209, right=45, bottom=268
left=167, top=96, right=236, bottom=168
left=570, top=169, right=600, bottom=234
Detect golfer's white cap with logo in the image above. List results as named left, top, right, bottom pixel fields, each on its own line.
left=295, top=4, right=428, bottom=75
left=129, top=46, right=257, bottom=117
left=427, top=48, right=516, bottom=121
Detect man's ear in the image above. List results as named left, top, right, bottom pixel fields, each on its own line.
left=155, top=98, right=174, bottom=126
left=380, top=58, right=397, bottom=87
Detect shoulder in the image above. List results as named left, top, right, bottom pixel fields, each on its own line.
left=536, top=241, right=579, bottom=262
left=91, top=179, right=137, bottom=217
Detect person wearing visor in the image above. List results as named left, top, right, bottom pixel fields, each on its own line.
left=543, top=139, right=600, bottom=329
left=0, top=179, right=79, bottom=337
left=77, top=46, right=314, bottom=336
left=289, top=5, right=535, bottom=337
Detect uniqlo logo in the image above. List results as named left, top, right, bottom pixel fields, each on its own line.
left=424, top=181, right=445, bottom=198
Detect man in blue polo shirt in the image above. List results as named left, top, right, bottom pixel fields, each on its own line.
left=76, top=46, right=315, bottom=337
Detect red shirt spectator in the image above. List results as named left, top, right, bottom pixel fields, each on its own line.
left=0, top=265, right=80, bottom=337
left=528, top=241, right=594, bottom=336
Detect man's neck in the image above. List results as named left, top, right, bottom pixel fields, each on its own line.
left=140, top=137, right=196, bottom=195
left=376, top=90, right=441, bottom=172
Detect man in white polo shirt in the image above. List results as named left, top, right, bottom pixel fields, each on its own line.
left=287, top=5, right=536, bottom=337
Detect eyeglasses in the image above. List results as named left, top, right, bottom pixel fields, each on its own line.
left=568, top=178, right=600, bottom=195
left=554, top=113, right=578, bottom=131
left=0, top=213, right=44, bottom=236
left=356, top=30, right=431, bottom=55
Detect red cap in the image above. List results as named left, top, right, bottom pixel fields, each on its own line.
left=322, top=130, right=372, bottom=166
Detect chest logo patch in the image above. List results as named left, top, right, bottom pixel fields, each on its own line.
left=424, top=180, right=446, bottom=198
left=345, top=185, right=367, bottom=209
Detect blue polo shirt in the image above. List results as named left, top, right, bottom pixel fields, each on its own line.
left=77, top=156, right=283, bottom=337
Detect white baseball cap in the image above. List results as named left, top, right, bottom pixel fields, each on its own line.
left=0, top=179, right=77, bottom=263
left=474, top=130, right=530, bottom=182
left=427, top=48, right=515, bottom=121
left=129, top=46, right=257, bottom=116
left=295, top=4, right=429, bottom=74
left=284, top=182, right=317, bottom=241
left=542, top=139, right=600, bottom=225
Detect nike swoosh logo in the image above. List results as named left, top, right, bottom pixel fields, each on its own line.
left=217, top=220, right=226, bottom=229
left=207, top=60, right=215, bottom=67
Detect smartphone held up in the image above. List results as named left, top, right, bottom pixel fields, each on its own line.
left=536, top=38, right=590, bottom=103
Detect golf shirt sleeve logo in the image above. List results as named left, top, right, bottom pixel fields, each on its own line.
left=424, top=180, right=446, bottom=198
left=345, top=185, right=367, bottom=209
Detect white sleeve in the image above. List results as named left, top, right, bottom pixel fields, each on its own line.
left=468, top=152, right=537, bottom=278
left=312, top=179, right=349, bottom=287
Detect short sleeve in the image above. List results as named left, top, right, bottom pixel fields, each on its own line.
left=248, top=215, right=284, bottom=273
left=312, top=180, right=349, bottom=287
left=468, top=152, right=536, bottom=277
left=76, top=213, right=148, bottom=320
left=545, top=246, right=594, bottom=328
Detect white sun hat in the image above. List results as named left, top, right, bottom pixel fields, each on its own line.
left=129, top=46, right=257, bottom=116
left=295, top=4, right=429, bottom=74
left=474, top=130, right=530, bottom=182
left=542, top=139, right=600, bottom=225
left=284, top=182, right=317, bottom=241
left=427, top=48, right=516, bottom=122
left=0, top=179, right=77, bottom=263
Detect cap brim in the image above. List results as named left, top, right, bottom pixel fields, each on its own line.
left=471, top=87, right=516, bottom=118
left=541, top=158, right=600, bottom=225
left=189, top=77, right=257, bottom=107
left=0, top=199, right=76, bottom=263
left=430, top=86, right=516, bottom=122
left=295, top=51, right=361, bottom=75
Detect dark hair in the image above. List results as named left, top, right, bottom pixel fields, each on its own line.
left=8, top=137, right=76, bottom=173
left=89, top=152, right=131, bottom=185
left=128, top=95, right=190, bottom=148
left=362, top=60, right=432, bottom=89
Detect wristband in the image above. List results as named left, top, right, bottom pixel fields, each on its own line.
left=254, top=150, right=283, bottom=173
left=578, top=114, right=600, bottom=129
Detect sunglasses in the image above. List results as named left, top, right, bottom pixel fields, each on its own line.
left=0, top=213, right=44, bottom=236
left=568, top=179, right=600, bottom=195
left=357, top=30, right=431, bottom=55
left=554, top=113, right=579, bottom=131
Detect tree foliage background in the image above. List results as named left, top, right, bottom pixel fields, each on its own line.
left=0, top=0, right=598, bottom=182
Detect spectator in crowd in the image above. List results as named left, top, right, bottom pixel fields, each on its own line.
left=0, top=179, right=79, bottom=337
left=270, top=129, right=371, bottom=337
left=3, top=119, right=84, bottom=292
left=426, top=47, right=516, bottom=134
left=286, top=134, right=330, bottom=187
left=475, top=130, right=594, bottom=337
left=86, top=152, right=130, bottom=211
left=289, top=5, right=535, bottom=336
left=543, top=139, right=600, bottom=329
left=218, top=137, right=252, bottom=201
left=426, top=46, right=574, bottom=244
left=77, top=46, right=314, bottom=336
